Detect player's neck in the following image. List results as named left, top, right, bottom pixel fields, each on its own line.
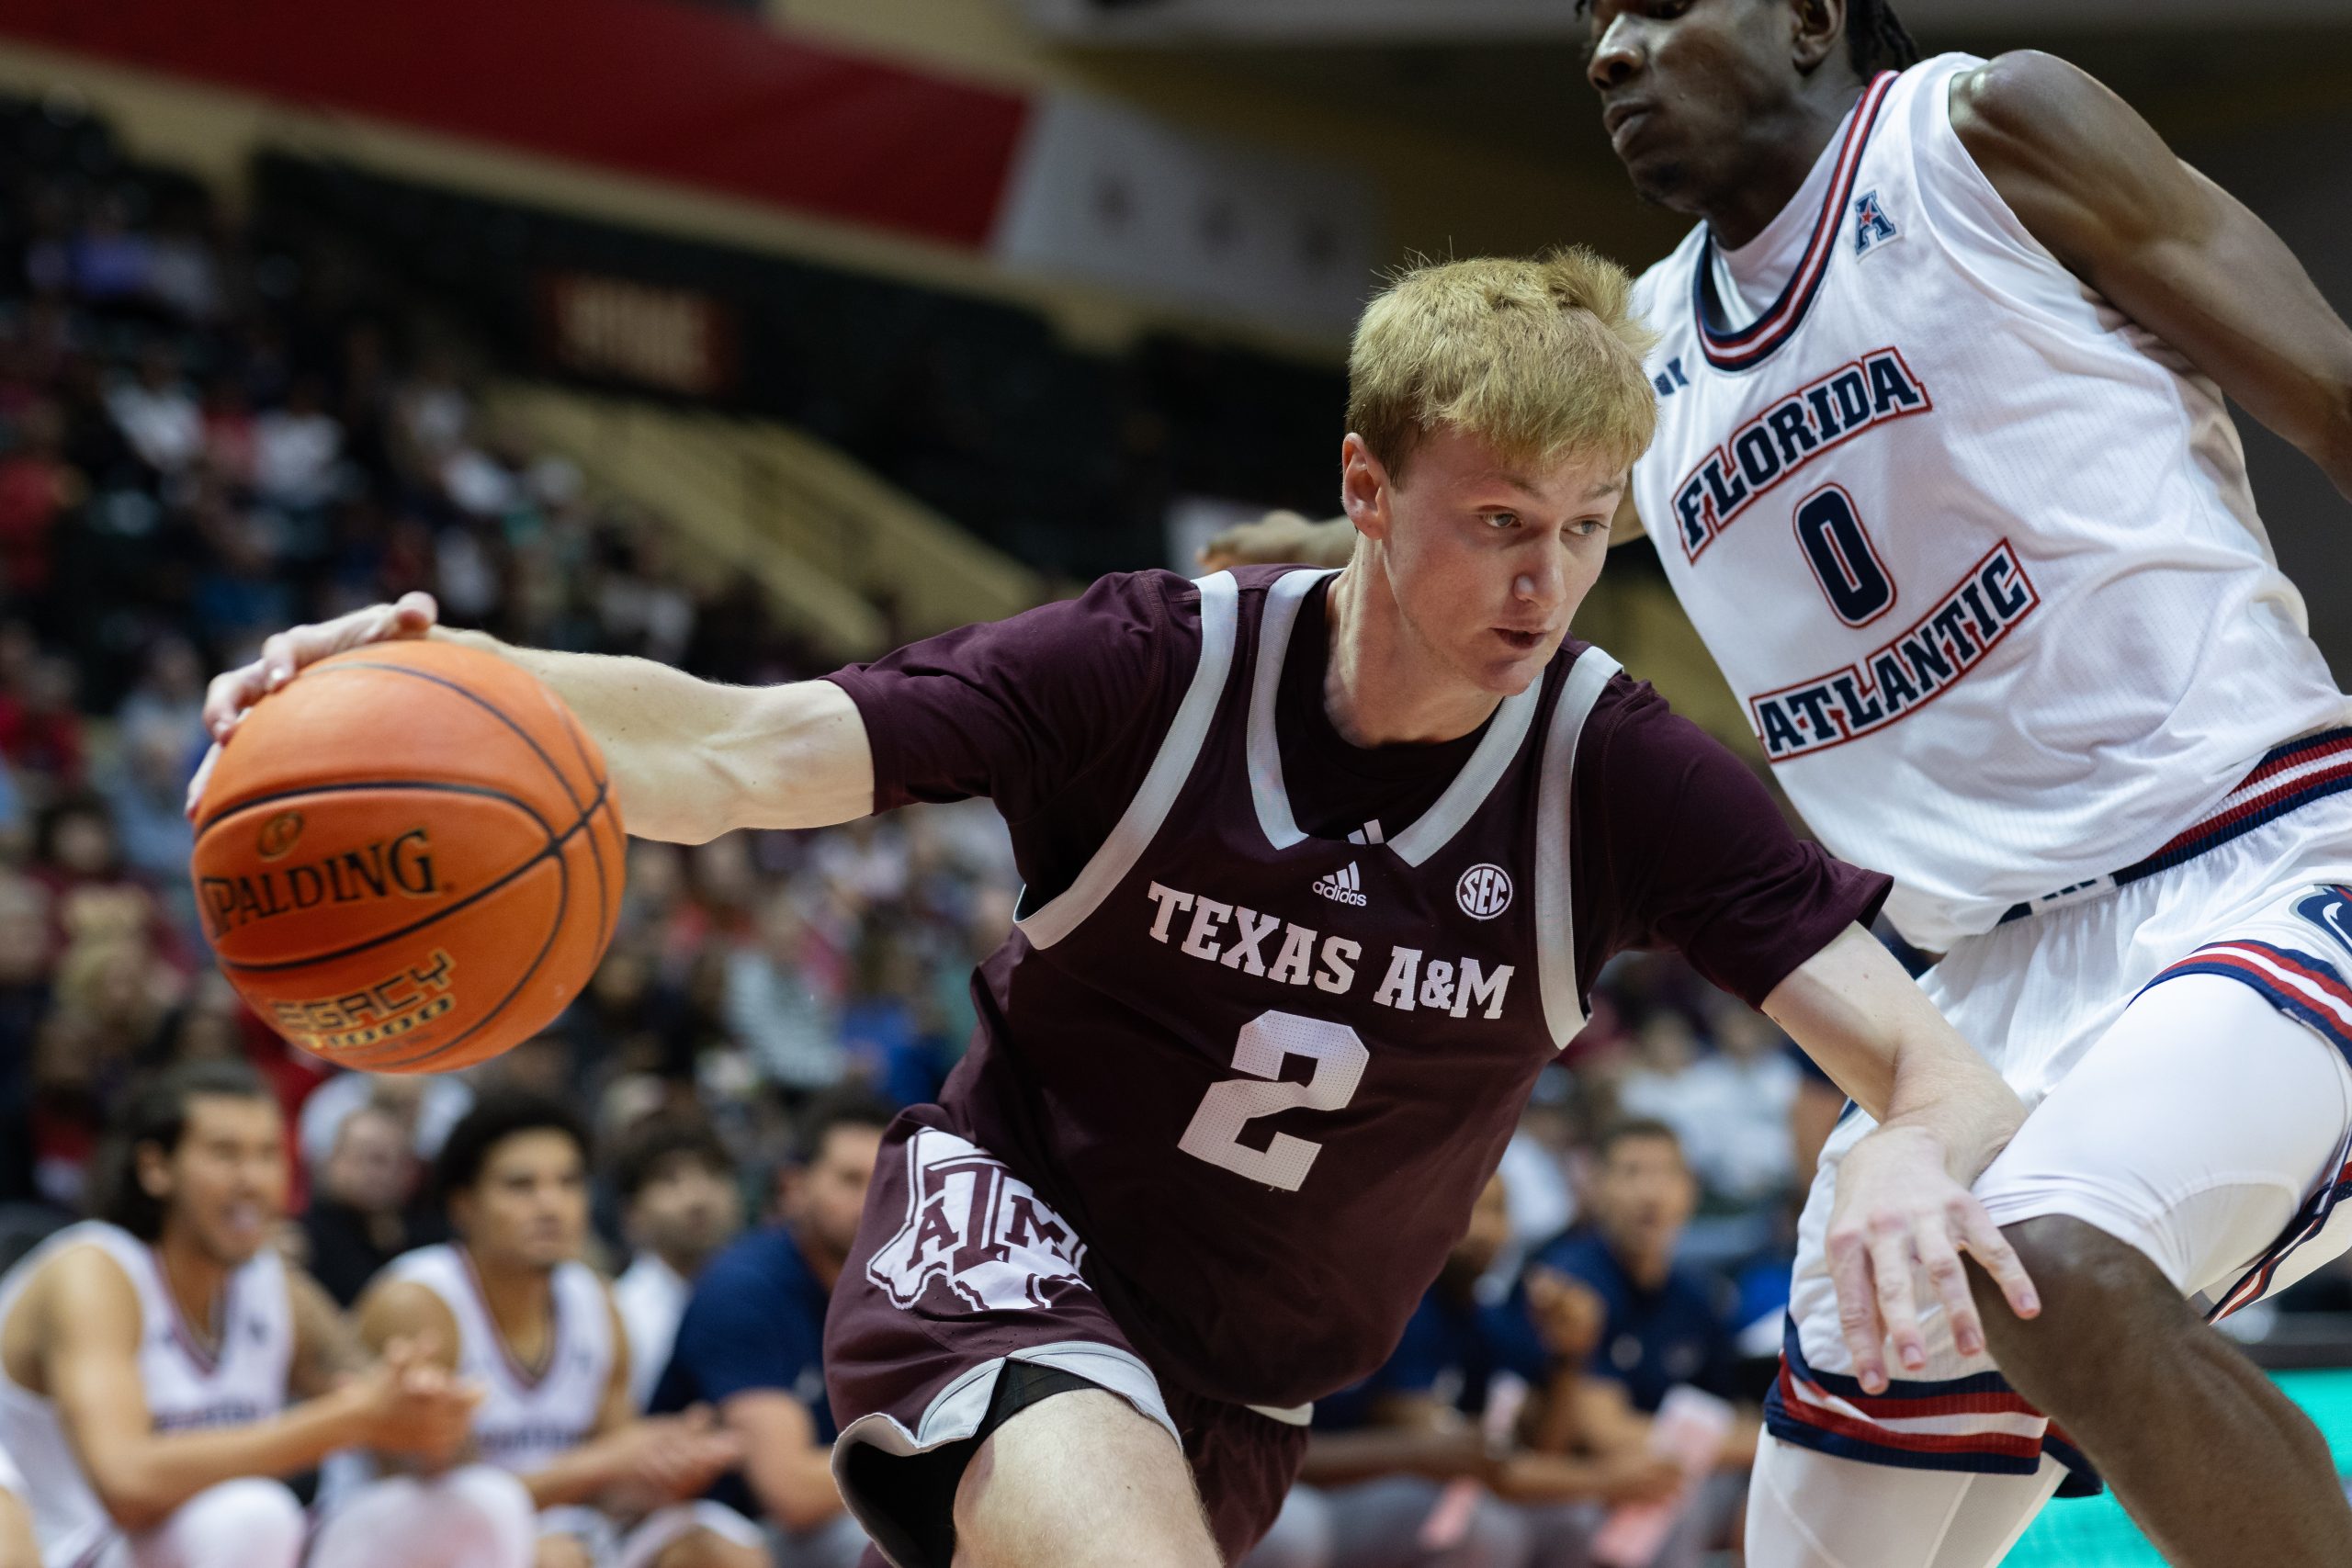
left=1323, top=559, right=1504, bottom=747
left=152, top=1226, right=232, bottom=1344
left=1608, top=1232, right=1674, bottom=1292
left=1700, top=78, right=1870, bottom=252
left=652, top=1241, right=707, bottom=1281
left=467, top=1246, right=556, bottom=1346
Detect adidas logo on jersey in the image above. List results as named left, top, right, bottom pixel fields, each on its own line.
left=1313, top=863, right=1368, bottom=907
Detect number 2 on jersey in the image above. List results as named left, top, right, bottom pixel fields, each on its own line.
left=1178, top=1010, right=1368, bottom=1191
left=1793, top=484, right=1895, bottom=626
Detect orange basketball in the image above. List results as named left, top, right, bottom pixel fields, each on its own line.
left=189, top=639, right=626, bottom=1074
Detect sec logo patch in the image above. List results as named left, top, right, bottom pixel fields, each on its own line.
left=1456, top=863, right=1512, bottom=920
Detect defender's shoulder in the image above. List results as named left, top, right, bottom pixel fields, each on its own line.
left=1946, top=51, right=2108, bottom=164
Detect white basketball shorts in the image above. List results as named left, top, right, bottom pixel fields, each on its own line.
left=1770, top=787, right=2352, bottom=1490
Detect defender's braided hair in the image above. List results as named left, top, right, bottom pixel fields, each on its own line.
left=1847, top=0, right=1922, bottom=74
left=1576, top=1, right=1921, bottom=78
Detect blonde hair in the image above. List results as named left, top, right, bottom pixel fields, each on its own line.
left=1348, top=248, right=1659, bottom=485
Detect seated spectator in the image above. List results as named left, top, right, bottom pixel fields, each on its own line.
left=252, top=377, right=342, bottom=511
left=28, top=795, right=184, bottom=970
left=0, top=874, right=51, bottom=1202
left=651, top=1089, right=894, bottom=1568
left=1536, top=1121, right=1743, bottom=1417
left=198, top=378, right=256, bottom=488
left=0, top=659, right=85, bottom=793
left=724, top=888, right=844, bottom=1093
left=113, top=635, right=207, bottom=748
left=98, top=711, right=197, bottom=923
left=104, top=344, right=202, bottom=475
left=66, top=193, right=153, bottom=307
left=1250, top=1176, right=1679, bottom=1568
left=612, top=1116, right=743, bottom=1410
left=341, top=1091, right=761, bottom=1568
left=300, top=1103, right=435, bottom=1306
left=1672, top=1004, right=1800, bottom=1206
left=143, top=209, right=220, bottom=323
left=1532, top=1120, right=1760, bottom=1564
left=298, top=1068, right=475, bottom=1175
left=0, top=400, right=79, bottom=600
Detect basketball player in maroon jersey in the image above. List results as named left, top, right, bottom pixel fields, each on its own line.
left=196, top=249, right=2038, bottom=1568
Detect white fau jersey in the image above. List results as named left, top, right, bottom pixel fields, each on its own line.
left=1630, top=53, right=2349, bottom=949
left=387, top=1243, right=613, bottom=1478
left=0, top=1222, right=290, bottom=1564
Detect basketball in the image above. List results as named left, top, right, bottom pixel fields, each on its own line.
left=188, top=640, right=626, bottom=1075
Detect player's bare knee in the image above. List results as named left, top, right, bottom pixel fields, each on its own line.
left=437, top=1465, right=538, bottom=1560
left=953, top=1389, right=1213, bottom=1568
left=185, top=1477, right=306, bottom=1568
left=1977, top=1217, right=2178, bottom=1386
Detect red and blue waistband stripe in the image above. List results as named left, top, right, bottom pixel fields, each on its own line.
left=1692, top=71, right=1896, bottom=374
left=2002, top=729, right=2352, bottom=924
left=1764, top=1318, right=2103, bottom=1495
left=2121, top=728, right=2352, bottom=886
left=2139, top=939, right=2352, bottom=1069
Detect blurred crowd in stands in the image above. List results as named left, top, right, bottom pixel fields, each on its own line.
left=5, top=88, right=2346, bottom=1568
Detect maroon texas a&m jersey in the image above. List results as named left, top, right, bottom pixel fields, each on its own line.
left=825, top=566, right=1884, bottom=1411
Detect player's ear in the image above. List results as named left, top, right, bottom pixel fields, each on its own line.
left=135, top=1140, right=172, bottom=1201
left=1340, top=434, right=1392, bottom=542
left=1790, top=0, right=1844, bottom=73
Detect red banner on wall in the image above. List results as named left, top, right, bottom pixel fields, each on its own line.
left=0, top=0, right=1031, bottom=250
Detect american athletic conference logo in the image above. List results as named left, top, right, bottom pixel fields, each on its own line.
left=1456, top=864, right=1512, bottom=919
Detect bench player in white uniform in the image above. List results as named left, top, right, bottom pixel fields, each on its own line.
left=0, top=1442, right=34, bottom=1568
left=0, top=1061, right=532, bottom=1568
left=1211, top=4, right=2352, bottom=1562
left=345, top=1092, right=762, bottom=1568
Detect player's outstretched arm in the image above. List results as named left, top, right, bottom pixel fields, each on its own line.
left=1763, top=925, right=2042, bottom=1396
left=192, top=593, right=876, bottom=843
left=43, top=1247, right=476, bottom=1530
left=1952, top=51, right=2352, bottom=502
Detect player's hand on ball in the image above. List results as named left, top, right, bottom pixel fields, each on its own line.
left=1195, top=511, right=1353, bottom=571
left=1826, top=1124, right=2041, bottom=1395
left=187, top=591, right=441, bottom=818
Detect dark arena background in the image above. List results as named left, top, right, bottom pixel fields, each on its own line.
left=1, top=2, right=2349, bottom=1565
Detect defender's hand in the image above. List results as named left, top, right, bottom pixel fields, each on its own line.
left=188, top=592, right=441, bottom=818
left=1826, top=1125, right=2040, bottom=1394
left=1195, top=512, right=1353, bottom=571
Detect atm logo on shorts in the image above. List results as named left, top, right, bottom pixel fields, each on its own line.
left=870, top=1129, right=1090, bottom=1313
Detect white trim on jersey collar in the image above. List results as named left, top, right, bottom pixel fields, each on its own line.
left=1535, top=649, right=1622, bottom=1049
left=1015, top=570, right=1241, bottom=951
left=1247, top=567, right=1544, bottom=868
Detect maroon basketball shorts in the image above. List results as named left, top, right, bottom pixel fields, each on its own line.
left=825, top=1111, right=1308, bottom=1567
